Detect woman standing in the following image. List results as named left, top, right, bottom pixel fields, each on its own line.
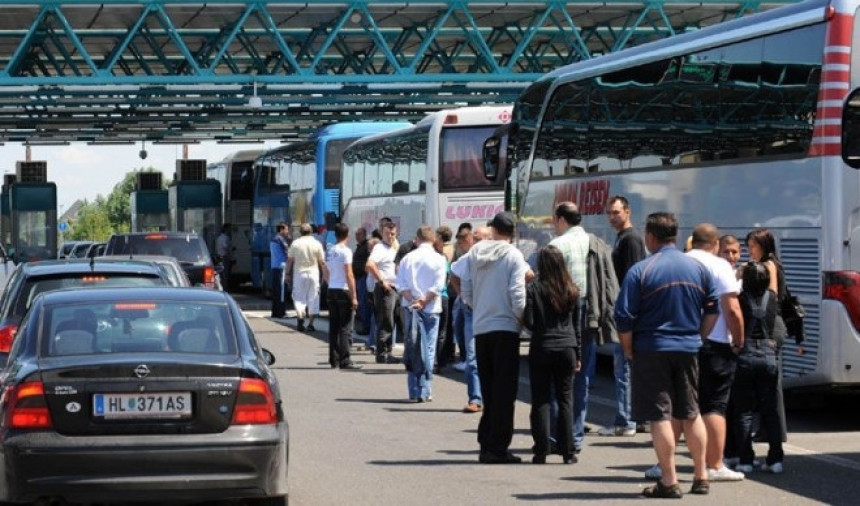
left=524, top=245, right=581, bottom=464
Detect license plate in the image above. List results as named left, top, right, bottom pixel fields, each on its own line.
left=93, top=392, right=192, bottom=419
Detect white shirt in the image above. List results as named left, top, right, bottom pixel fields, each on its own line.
left=216, top=233, right=231, bottom=258
left=394, top=243, right=447, bottom=314
left=326, top=243, right=353, bottom=291
left=687, top=248, right=740, bottom=344
left=368, top=241, right=397, bottom=283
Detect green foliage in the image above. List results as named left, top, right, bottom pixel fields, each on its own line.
left=67, top=168, right=165, bottom=238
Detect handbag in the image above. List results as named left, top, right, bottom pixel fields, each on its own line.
left=780, top=287, right=806, bottom=345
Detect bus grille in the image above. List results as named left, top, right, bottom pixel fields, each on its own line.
left=779, top=237, right=820, bottom=379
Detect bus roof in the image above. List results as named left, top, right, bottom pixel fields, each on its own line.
left=211, top=150, right=266, bottom=165
left=533, top=0, right=829, bottom=92
left=308, top=121, right=413, bottom=141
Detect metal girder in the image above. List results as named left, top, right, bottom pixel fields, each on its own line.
left=0, top=0, right=797, bottom=143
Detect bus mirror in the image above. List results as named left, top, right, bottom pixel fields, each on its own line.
left=483, top=136, right=501, bottom=180
left=843, top=90, right=860, bottom=169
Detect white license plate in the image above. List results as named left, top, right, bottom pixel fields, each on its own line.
left=93, top=392, right=192, bottom=419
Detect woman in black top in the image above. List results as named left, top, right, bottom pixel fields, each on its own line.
left=523, top=245, right=581, bottom=464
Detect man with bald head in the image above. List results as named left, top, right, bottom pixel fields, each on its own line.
left=686, top=223, right=746, bottom=482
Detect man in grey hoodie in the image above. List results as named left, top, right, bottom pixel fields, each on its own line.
left=455, top=211, right=530, bottom=464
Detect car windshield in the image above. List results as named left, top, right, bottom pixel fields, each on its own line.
left=110, top=236, right=210, bottom=265
left=15, top=274, right=166, bottom=318
left=41, top=300, right=237, bottom=357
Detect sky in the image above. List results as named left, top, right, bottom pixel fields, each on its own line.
left=0, top=140, right=282, bottom=214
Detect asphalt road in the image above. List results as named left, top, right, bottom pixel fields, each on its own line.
left=244, top=307, right=860, bottom=506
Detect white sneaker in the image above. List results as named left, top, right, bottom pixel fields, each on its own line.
left=452, top=361, right=467, bottom=372
left=760, top=462, right=784, bottom=474
left=708, top=466, right=745, bottom=481
left=735, top=463, right=754, bottom=473
left=597, top=426, right=636, bottom=437
left=644, top=463, right=662, bottom=480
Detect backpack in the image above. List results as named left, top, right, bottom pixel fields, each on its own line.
left=744, top=291, right=775, bottom=345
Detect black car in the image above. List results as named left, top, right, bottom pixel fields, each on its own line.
left=104, top=232, right=221, bottom=289
left=0, top=287, right=289, bottom=505
left=0, top=259, right=171, bottom=362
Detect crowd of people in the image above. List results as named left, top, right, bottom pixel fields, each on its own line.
left=269, top=198, right=799, bottom=499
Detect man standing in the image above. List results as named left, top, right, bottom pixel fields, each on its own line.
left=216, top=223, right=234, bottom=291
left=269, top=222, right=290, bottom=319
left=549, top=201, right=617, bottom=455
left=366, top=219, right=400, bottom=364
left=615, top=212, right=717, bottom=498
left=459, top=212, right=530, bottom=464
left=599, top=196, right=647, bottom=437
left=395, top=226, right=448, bottom=402
left=687, top=223, right=745, bottom=482
left=287, top=223, right=327, bottom=332
left=352, top=227, right=372, bottom=336
left=326, top=222, right=362, bottom=370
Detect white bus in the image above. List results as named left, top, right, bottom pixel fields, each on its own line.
left=206, top=150, right=264, bottom=289
left=341, top=105, right=512, bottom=243
left=485, top=0, right=860, bottom=390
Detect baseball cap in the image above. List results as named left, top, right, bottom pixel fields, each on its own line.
left=488, top=211, right=515, bottom=236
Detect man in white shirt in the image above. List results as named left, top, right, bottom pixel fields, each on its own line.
left=687, top=223, right=746, bottom=482
left=366, top=219, right=400, bottom=364
left=215, top=223, right=233, bottom=291
left=395, top=226, right=447, bottom=402
left=287, top=223, right=327, bottom=332
left=325, top=222, right=361, bottom=370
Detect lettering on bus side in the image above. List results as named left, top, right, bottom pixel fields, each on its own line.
left=444, top=204, right=505, bottom=220
left=553, top=180, right=610, bottom=216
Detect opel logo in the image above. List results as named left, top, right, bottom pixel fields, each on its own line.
left=134, top=365, right=151, bottom=378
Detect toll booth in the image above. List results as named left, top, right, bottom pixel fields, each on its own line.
left=10, top=161, right=57, bottom=263
left=131, top=172, right=168, bottom=232
left=1, top=174, right=15, bottom=253
left=169, top=159, right=222, bottom=254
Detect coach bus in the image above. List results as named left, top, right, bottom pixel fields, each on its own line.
left=484, top=0, right=860, bottom=390
left=206, top=150, right=264, bottom=289
left=341, top=105, right=512, bottom=243
left=251, top=122, right=410, bottom=291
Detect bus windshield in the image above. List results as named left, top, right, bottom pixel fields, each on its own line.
left=440, top=126, right=504, bottom=189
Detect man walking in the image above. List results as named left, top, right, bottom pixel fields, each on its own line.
left=459, top=212, right=530, bottom=464
left=395, top=226, right=448, bottom=402
left=599, top=196, right=647, bottom=437
left=687, top=223, right=745, bottom=482
left=216, top=223, right=234, bottom=291
left=326, top=222, right=362, bottom=370
left=287, top=223, right=327, bottom=332
left=615, top=212, right=717, bottom=498
left=366, top=219, right=400, bottom=364
left=269, top=222, right=290, bottom=319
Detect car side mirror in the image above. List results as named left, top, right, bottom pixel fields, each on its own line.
left=262, top=348, right=276, bottom=366
left=483, top=136, right=501, bottom=181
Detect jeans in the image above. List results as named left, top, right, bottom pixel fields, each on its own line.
left=355, top=275, right=371, bottom=335
left=462, top=304, right=482, bottom=405
left=612, top=342, right=636, bottom=429
left=402, top=308, right=440, bottom=400
left=327, top=289, right=354, bottom=367
left=730, top=341, right=784, bottom=466
left=270, top=267, right=286, bottom=318
left=573, top=336, right=595, bottom=449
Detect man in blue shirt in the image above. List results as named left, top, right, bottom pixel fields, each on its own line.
left=614, top=212, right=718, bottom=499
left=270, top=222, right=290, bottom=318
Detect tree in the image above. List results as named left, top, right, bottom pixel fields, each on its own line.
left=103, top=168, right=167, bottom=233
left=68, top=197, right=113, bottom=241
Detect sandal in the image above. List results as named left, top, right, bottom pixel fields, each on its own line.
left=642, top=481, right=682, bottom=499
left=690, top=478, right=710, bottom=495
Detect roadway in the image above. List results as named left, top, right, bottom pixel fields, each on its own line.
left=238, top=296, right=860, bottom=506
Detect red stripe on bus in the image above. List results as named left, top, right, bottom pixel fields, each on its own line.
left=827, top=13, right=853, bottom=45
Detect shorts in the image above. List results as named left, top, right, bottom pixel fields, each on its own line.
left=632, top=351, right=699, bottom=422
left=698, top=340, right=737, bottom=416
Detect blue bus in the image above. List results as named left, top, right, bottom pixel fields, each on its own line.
left=251, top=122, right=411, bottom=290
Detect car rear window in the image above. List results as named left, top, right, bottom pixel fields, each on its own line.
left=15, top=274, right=166, bottom=318
left=41, top=301, right=237, bottom=357
left=109, top=235, right=210, bottom=265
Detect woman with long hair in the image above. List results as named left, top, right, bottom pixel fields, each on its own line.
left=523, top=245, right=581, bottom=464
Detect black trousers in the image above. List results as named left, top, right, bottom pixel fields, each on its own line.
left=434, top=296, right=451, bottom=367
left=529, top=346, right=575, bottom=455
left=476, top=331, right=521, bottom=455
left=373, top=284, right=397, bottom=356
left=270, top=268, right=287, bottom=318
left=327, top=289, right=354, bottom=367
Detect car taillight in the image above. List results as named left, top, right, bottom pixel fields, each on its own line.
left=204, top=266, right=216, bottom=289
left=823, top=270, right=860, bottom=331
left=0, top=324, right=18, bottom=354
left=231, top=378, right=277, bottom=425
left=3, top=381, right=52, bottom=429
